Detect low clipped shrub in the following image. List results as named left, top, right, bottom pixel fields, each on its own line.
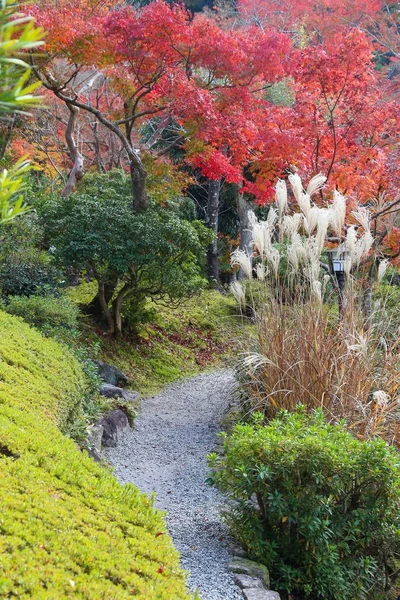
left=0, top=295, right=105, bottom=439
left=0, top=213, right=60, bottom=298
left=0, top=310, right=87, bottom=429
left=0, top=257, right=60, bottom=298
left=0, top=311, right=189, bottom=599
left=208, top=409, right=400, bottom=600
left=1, top=294, right=79, bottom=333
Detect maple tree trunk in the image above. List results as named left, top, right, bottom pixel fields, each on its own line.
left=129, top=156, right=148, bottom=211
left=207, top=178, right=221, bottom=283
left=61, top=103, right=84, bottom=197
left=90, top=120, right=106, bottom=173
left=235, top=186, right=253, bottom=280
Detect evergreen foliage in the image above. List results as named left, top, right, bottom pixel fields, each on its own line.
left=209, top=409, right=400, bottom=600
left=37, top=172, right=212, bottom=334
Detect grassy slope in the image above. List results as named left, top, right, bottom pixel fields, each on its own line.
left=68, top=284, right=246, bottom=395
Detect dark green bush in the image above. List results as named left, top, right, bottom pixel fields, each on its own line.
left=0, top=310, right=189, bottom=598
left=37, top=171, right=212, bottom=335
left=0, top=256, right=60, bottom=297
left=208, top=409, right=400, bottom=600
left=0, top=214, right=60, bottom=297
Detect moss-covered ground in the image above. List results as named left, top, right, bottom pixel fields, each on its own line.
left=68, top=283, right=248, bottom=395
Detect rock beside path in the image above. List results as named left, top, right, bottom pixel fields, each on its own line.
left=95, top=361, right=128, bottom=387
left=229, top=558, right=270, bottom=588
left=86, top=423, right=103, bottom=452
left=100, top=408, right=130, bottom=448
left=234, top=574, right=265, bottom=590
left=243, top=591, right=281, bottom=600
left=99, top=383, right=139, bottom=404
left=103, top=370, right=243, bottom=600
left=99, top=383, right=125, bottom=398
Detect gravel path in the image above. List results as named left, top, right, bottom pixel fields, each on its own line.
left=103, top=370, right=242, bottom=600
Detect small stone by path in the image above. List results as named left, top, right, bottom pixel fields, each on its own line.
left=103, top=370, right=243, bottom=600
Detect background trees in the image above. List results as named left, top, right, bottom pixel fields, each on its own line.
left=2, top=0, right=399, bottom=305
left=31, top=0, right=191, bottom=207
left=31, top=0, right=288, bottom=209
left=288, top=29, right=399, bottom=201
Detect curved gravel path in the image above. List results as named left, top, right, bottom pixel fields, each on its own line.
left=103, top=370, right=242, bottom=600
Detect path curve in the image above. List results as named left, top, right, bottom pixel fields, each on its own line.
left=104, top=370, right=242, bottom=600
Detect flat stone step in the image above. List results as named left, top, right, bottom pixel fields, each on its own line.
left=243, top=590, right=281, bottom=600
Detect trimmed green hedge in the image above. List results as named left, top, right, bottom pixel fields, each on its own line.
left=0, top=311, right=189, bottom=599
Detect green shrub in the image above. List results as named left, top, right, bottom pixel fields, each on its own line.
left=0, top=310, right=87, bottom=429
left=0, top=311, right=189, bottom=598
left=1, top=294, right=79, bottom=333
left=37, top=171, right=212, bottom=335
left=0, top=256, right=60, bottom=297
left=0, top=213, right=60, bottom=298
left=208, top=409, right=400, bottom=600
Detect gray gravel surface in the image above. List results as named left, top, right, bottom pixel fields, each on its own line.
left=103, top=370, right=242, bottom=600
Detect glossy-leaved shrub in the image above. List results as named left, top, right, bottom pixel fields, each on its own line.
left=208, top=409, right=400, bottom=600
left=0, top=214, right=60, bottom=298
left=38, top=171, right=212, bottom=336
left=0, top=257, right=60, bottom=298
left=0, top=311, right=189, bottom=599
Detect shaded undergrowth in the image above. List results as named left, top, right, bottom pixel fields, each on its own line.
left=68, top=284, right=248, bottom=395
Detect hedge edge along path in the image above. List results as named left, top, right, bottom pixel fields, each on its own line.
left=0, top=311, right=189, bottom=599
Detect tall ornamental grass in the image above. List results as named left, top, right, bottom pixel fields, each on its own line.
left=232, top=174, right=400, bottom=445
